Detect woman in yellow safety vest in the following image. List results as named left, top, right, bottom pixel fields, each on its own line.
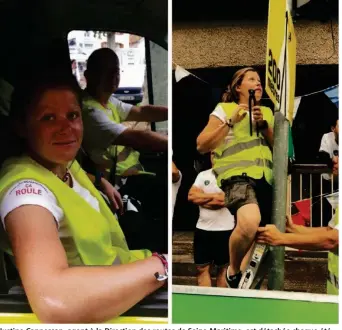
left=0, top=71, right=167, bottom=323
left=197, top=67, right=274, bottom=288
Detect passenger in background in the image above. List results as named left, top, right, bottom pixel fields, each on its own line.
left=81, top=48, right=168, bottom=252
left=81, top=48, right=167, bottom=188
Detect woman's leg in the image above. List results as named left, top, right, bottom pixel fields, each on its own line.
left=228, top=203, right=261, bottom=277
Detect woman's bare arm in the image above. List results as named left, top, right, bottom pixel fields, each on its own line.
left=196, top=115, right=229, bottom=154
left=197, top=105, right=247, bottom=154
left=6, top=205, right=164, bottom=323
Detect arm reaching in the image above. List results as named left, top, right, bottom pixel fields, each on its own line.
left=115, top=129, right=167, bottom=151
left=125, top=105, right=168, bottom=122
left=256, top=224, right=338, bottom=251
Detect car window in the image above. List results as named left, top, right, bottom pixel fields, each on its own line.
left=68, top=30, right=167, bottom=134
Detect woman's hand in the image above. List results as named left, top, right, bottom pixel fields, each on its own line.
left=252, top=105, right=263, bottom=123
left=100, top=178, right=124, bottom=214
left=230, top=104, right=248, bottom=125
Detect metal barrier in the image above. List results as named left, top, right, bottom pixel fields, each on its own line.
left=291, top=164, right=338, bottom=227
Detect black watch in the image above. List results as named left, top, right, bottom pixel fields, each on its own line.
left=226, top=118, right=234, bottom=128
left=257, top=120, right=268, bottom=130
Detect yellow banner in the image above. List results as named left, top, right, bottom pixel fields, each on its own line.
left=265, top=0, right=296, bottom=123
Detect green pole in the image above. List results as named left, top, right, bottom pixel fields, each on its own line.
left=268, top=110, right=289, bottom=290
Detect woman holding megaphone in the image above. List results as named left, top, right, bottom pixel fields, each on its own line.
left=197, top=67, right=274, bottom=288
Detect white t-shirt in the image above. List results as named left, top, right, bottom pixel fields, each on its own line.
left=0, top=175, right=100, bottom=238
left=319, top=132, right=338, bottom=180
left=82, top=95, right=133, bottom=154
left=193, top=169, right=234, bottom=231
left=211, top=104, right=235, bottom=146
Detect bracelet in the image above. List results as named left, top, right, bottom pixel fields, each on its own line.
left=152, top=252, right=168, bottom=281
left=226, top=118, right=234, bottom=128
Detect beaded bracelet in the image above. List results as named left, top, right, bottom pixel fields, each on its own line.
left=152, top=252, right=168, bottom=281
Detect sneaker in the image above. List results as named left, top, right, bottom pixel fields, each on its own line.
left=226, top=267, right=242, bottom=288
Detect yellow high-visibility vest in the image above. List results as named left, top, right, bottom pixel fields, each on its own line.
left=212, top=102, right=274, bottom=186
left=0, top=156, right=151, bottom=266
left=327, top=207, right=339, bottom=295
left=83, top=97, right=146, bottom=179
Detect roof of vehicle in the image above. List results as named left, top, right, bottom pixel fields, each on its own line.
left=0, top=0, right=167, bottom=47
left=0, top=0, right=167, bottom=86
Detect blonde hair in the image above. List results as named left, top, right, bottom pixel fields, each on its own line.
left=221, top=67, right=258, bottom=103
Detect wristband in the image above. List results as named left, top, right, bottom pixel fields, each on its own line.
left=257, top=120, right=268, bottom=131
left=152, top=252, right=168, bottom=281
left=226, top=118, right=234, bottom=128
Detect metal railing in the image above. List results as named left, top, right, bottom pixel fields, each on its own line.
left=291, top=164, right=338, bottom=227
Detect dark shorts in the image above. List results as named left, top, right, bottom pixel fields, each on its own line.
left=193, top=228, right=232, bottom=268
left=221, top=174, right=273, bottom=227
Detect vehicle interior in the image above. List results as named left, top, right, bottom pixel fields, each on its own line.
left=0, top=0, right=168, bottom=323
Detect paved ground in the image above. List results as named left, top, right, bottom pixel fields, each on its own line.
left=172, top=231, right=328, bottom=293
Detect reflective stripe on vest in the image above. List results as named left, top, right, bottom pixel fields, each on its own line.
left=215, top=158, right=273, bottom=175
left=212, top=102, right=273, bottom=185
left=214, top=139, right=269, bottom=159
left=116, top=145, right=144, bottom=176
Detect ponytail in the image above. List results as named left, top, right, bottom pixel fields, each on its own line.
left=221, top=85, right=235, bottom=102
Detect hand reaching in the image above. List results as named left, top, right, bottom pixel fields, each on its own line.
left=100, top=178, right=124, bottom=215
